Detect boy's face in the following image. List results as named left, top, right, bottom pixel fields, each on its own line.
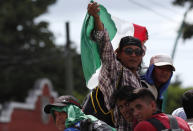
left=128, top=98, right=156, bottom=122
left=117, top=99, right=132, bottom=122
left=54, top=111, right=67, bottom=131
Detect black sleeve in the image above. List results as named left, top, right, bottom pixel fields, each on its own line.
left=92, top=120, right=113, bottom=131
left=80, top=119, right=113, bottom=131
left=80, top=119, right=93, bottom=131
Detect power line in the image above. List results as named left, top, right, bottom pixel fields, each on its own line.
left=128, top=0, right=177, bottom=23
left=146, top=0, right=182, bottom=16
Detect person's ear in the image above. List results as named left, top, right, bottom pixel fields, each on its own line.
left=116, top=47, right=121, bottom=59
left=142, top=45, right=146, bottom=56
left=115, top=48, right=119, bottom=54
left=151, top=101, right=157, bottom=112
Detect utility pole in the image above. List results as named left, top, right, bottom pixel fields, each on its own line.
left=171, top=6, right=191, bottom=60
left=64, top=22, right=73, bottom=95
left=162, top=5, right=192, bottom=112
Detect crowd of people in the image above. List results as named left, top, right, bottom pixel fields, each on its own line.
left=43, top=2, right=193, bottom=131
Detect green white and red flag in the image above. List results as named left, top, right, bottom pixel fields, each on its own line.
left=81, top=2, right=147, bottom=89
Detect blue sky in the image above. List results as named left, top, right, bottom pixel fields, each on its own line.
left=36, top=0, right=193, bottom=88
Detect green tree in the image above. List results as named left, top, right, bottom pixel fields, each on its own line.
left=0, top=0, right=88, bottom=104
left=165, top=84, right=192, bottom=114
left=172, top=0, right=193, bottom=39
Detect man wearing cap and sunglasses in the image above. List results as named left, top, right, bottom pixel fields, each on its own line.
left=44, top=95, right=116, bottom=131
left=84, top=2, right=147, bottom=131
left=141, top=54, right=175, bottom=111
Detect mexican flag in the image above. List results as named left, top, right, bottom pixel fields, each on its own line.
left=81, top=3, right=147, bottom=89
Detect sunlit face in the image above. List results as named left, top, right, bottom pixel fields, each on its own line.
left=153, top=65, right=173, bottom=86
left=128, top=98, right=156, bottom=122
left=117, top=99, right=132, bottom=122
left=54, top=111, right=67, bottom=131
left=117, top=45, right=143, bottom=72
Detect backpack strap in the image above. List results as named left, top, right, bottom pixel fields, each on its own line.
left=147, top=115, right=181, bottom=131
left=147, top=117, right=166, bottom=131
left=167, top=115, right=179, bottom=129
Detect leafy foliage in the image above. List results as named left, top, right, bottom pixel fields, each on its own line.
left=0, top=0, right=88, bottom=104
left=165, top=84, right=192, bottom=114
left=172, top=0, right=193, bottom=6
left=172, top=0, right=193, bottom=40
left=182, top=23, right=193, bottom=39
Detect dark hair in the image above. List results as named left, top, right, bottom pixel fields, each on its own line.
left=119, top=36, right=142, bottom=51
left=182, top=89, right=193, bottom=119
left=110, top=86, right=135, bottom=109
left=127, top=88, right=156, bottom=104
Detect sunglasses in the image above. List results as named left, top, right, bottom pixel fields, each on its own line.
left=123, top=48, right=143, bottom=56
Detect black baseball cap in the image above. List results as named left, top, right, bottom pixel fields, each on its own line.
left=44, top=95, right=81, bottom=114
left=119, top=36, right=142, bottom=50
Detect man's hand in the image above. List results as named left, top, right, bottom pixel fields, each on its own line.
left=87, top=2, right=100, bottom=19
left=87, top=2, right=103, bottom=31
